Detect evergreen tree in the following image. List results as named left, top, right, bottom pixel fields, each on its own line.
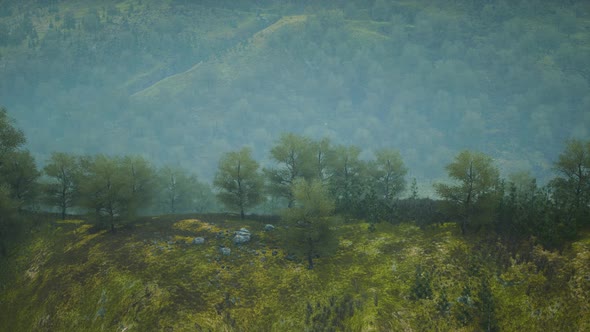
left=477, top=277, right=498, bottom=332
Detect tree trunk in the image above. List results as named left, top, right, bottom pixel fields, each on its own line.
left=0, top=238, right=6, bottom=257
left=61, top=205, right=66, bottom=220
left=461, top=218, right=467, bottom=235
left=240, top=208, right=245, bottom=220
left=109, top=207, right=116, bottom=233
left=307, top=237, right=314, bottom=269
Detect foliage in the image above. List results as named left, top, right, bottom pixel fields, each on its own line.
left=551, top=139, right=590, bottom=229
left=0, top=150, right=40, bottom=209
left=0, top=107, right=25, bottom=158
left=121, top=155, right=158, bottom=215
left=0, top=108, right=31, bottom=256
left=77, top=155, right=133, bottom=230
left=327, top=144, right=366, bottom=217
left=477, top=276, right=498, bottom=332
left=156, top=166, right=217, bottom=215
left=214, top=147, right=264, bottom=219
left=435, top=150, right=501, bottom=234
left=1, top=215, right=588, bottom=331
left=42, top=152, right=80, bottom=219
left=3, top=0, right=588, bottom=186
left=282, top=178, right=337, bottom=269
left=305, top=294, right=362, bottom=331
left=410, top=264, right=433, bottom=300
left=265, top=133, right=316, bottom=207
left=370, top=148, right=407, bottom=201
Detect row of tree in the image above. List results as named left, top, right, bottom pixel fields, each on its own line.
left=214, top=133, right=407, bottom=219
left=0, top=107, right=217, bottom=239
left=212, top=133, right=408, bottom=269
left=2, top=105, right=589, bottom=258
left=42, top=153, right=217, bottom=232
left=432, top=144, right=590, bottom=248
left=214, top=133, right=590, bottom=251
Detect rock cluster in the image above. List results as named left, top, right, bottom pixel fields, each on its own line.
left=233, top=228, right=251, bottom=244
left=192, top=237, right=205, bottom=245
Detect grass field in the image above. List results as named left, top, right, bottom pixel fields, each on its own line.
left=1, top=214, right=588, bottom=331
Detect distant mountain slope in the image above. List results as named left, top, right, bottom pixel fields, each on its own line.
left=0, top=0, right=588, bottom=183
left=131, top=15, right=308, bottom=100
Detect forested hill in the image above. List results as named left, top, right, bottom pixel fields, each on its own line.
left=1, top=0, right=589, bottom=183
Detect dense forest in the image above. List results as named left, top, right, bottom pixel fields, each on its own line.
left=0, top=0, right=588, bottom=183
left=1, top=0, right=590, bottom=330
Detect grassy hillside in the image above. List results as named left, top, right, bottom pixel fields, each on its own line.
left=1, top=214, right=588, bottom=331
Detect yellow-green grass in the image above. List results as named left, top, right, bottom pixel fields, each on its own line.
left=1, top=215, right=588, bottom=331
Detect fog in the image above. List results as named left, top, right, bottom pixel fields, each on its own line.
left=1, top=0, right=589, bottom=188
left=2, top=1, right=590, bottom=330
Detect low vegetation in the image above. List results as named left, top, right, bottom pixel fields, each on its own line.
left=0, top=214, right=589, bottom=331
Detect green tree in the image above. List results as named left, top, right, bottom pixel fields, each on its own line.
left=409, top=177, right=419, bottom=200
left=434, top=150, right=501, bottom=234
left=0, top=184, right=17, bottom=256
left=312, top=137, right=333, bottom=182
left=551, top=139, right=590, bottom=229
left=0, top=107, right=27, bottom=256
left=327, top=145, right=366, bottom=216
left=121, top=155, right=157, bottom=216
left=477, top=276, right=498, bottom=332
left=265, top=133, right=315, bottom=207
left=0, top=150, right=40, bottom=210
left=77, top=155, right=130, bottom=232
left=0, top=107, right=25, bottom=160
left=371, top=148, right=407, bottom=201
left=282, top=179, right=337, bottom=269
left=497, top=171, right=538, bottom=236
left=192, top=180, right=218, bottom=213
left=157, top=166, right=204, bottom=214
left=214, top=147, right=264, bottom=219
left=42, top=152, right=80, bottom=219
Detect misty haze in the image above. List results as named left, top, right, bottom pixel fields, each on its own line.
left=1, top=0, right=589, bottom=331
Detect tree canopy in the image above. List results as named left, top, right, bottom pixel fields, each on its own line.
left=434, top=150, right=501, bottom=234
left=282, top=178, right=337, bottom=269
left=214, top=147, right=264, bottom=219
left=42, top=152, right=80, bottom=219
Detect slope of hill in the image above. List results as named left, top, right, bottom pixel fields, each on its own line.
left=0, top=0, right=589, bottom=183
left=0, top=215, right=588, bottom=331
left=130, top=15, right=308, bottom=101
